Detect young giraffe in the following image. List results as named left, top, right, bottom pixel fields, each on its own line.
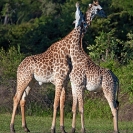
left=69, top=4, right=119, bottom=133
left=10, top=1, right=105, bottom=133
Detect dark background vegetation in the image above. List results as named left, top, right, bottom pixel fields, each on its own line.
left=0, top=0, right=133, bottom=121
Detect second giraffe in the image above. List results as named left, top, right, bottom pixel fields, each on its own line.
left=69, top=2, right=119, bottom=133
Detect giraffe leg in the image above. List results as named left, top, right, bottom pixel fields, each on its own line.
left=10, top=75, right=32, bottom=133
left=60, top=87, right=67, bottom=133
left=71, top=89, right=77, bottom=133
left=51, top=85, right=62, bottom=133
left=10, top=90, right=25, bottom=133
left=20, top=86, right=31, bottom=132
left=103, top=89, right=119, bottom=133
left=77, top=88, right=85, bottom=133
left=10, top=94, right=19, bottom=133
left=107, top=100, right=119, bottom=133
left=112, top=108, right=119, bottom=133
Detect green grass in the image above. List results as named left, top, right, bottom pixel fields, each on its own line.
left=0, top=113, right=133, bottom=133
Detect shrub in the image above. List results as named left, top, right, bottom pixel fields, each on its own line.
left=0, top=46, right=25, bottom=81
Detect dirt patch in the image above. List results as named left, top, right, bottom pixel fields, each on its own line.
left=119, top=94, right=133, bottom=121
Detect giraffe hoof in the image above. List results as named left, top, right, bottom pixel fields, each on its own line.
left=81, top=128, right=86, bottom=133
left=60, top=126, right=67, bottom=133
left=23, top=126, right=30, bottom=132
left=113, top=131, right=119, bottom=133
left=71, top=128, right=75, bottom=133
left=51, top=128, right=55, bottom=133
left=10, top=130, right=15, bottom=133
left=10, top=124, right=15, bottom=133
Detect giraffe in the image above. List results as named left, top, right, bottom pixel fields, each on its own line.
left=10, top=1, right=106, bottom=133
left=69, top=3, right=119, bottom=133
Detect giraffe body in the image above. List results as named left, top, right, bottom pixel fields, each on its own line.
left=16, top=40, right=72, bottom=85
left=70, top=59, right=119, bottom=132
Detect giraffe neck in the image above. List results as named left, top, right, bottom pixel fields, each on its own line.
left=70, top=27, right=84, bottom=63
left=78, top=8, right=92, bottom=50
left=85, top=7, right=92, bottom=26
left=70, top=8, right=97, bottom=66
left=41, top=29, right=76, bottom=59
left=70, top=27, right=99, bottom=68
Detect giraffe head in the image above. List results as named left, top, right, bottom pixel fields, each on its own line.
left=75, top=2, right=79, bottom=8
left=86, top=0, right=106, bottom=24
left=74, top=2, right=87, bottom=32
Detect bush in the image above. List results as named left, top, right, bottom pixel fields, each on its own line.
left=84, top=98, right=111, bottom=119
left=0, top=46, right=25, bottom=81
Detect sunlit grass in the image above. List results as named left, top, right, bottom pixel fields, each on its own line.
left=0, top=113, right=133, bottom=133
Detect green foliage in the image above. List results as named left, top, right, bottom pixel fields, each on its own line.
left=40, top=0, right=59, bottom=16
left=0, top=16, right=65, bottom=54
left=87, top=30, right=133, bottom=64
left=87, top=31, right=119, bottom=62
left=84, top=98, right=111, bottom=119
left=0, top=46, right=25, bottom=80
left=0, top=0, right=132, bottom=61
left=121, top=33, right=133, bottom=63
left=116, top=61, right=133, bottom=99
left=112, top=0, right=133, bottom=16
left=25, top=84, right=55, bottom=116
left=26, top=102, right=52, bottom=116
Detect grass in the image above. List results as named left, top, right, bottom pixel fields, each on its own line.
left=0, top=113, right=133, bottom=133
